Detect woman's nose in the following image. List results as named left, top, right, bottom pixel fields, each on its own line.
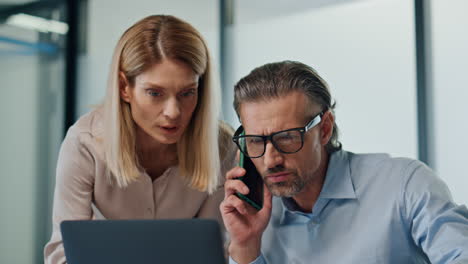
left=163, top=97, right=181, bottom=120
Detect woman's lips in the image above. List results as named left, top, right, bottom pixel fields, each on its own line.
left=266, top=172, right=290, bottom=183
left=159, top=125, right=179, bottom=134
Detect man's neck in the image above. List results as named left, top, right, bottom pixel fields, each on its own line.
left=292, top=151, right=330, bottom=213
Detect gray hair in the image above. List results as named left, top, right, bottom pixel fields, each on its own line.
left=233, top=60, right=342, bottom=153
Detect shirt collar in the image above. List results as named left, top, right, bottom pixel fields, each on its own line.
left=319, top=150, right=356, bottom=199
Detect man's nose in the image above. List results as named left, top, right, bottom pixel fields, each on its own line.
left=263, top=141, right=284, bottom=169
left=163, top=97, right=180, bottom=120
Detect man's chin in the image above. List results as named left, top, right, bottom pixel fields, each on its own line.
left=266, top=182, right=297, bottom=197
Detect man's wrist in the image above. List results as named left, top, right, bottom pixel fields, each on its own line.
left=229, top=240, right=261, bottom=264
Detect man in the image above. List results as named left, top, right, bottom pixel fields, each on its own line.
left=220, top=61, right=468, bottom=264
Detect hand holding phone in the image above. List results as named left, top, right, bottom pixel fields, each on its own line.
left=235, top=130, right=264, bottom=210
left=221, top=144, right=273, bottom=263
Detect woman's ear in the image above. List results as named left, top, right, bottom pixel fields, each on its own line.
left=119, top=72, right=131, bottom=103
left=320, top=111, right=334, bottom=146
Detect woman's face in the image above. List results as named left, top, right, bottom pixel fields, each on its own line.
left=120, top=59, right=200, bottom=145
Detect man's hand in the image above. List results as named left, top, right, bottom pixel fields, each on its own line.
left=220, top=166, right=273, bottom=264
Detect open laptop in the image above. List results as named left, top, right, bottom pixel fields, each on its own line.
left=61, top=219, right=226, bottom=264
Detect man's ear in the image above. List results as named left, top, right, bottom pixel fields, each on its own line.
left=119, top=72, right=131, bottom=103
left=320, top=111, right=334, bottom=146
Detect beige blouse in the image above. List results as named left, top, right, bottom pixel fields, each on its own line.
left=43, top=109, right=237, bottom=264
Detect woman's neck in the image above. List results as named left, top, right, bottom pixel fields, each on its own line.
left=135, top=126, right=178, bottom=169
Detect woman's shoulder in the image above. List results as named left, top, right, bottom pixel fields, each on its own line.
left=218, top=120, right=236, bottom=157
left=218, top=121, right=237, bottom=175
left=62, top=108, right=105, bottom=161
left=67, top=107, right=104, bottom=139
left=58, top=108, right=107, bottom=180
left=218, top=121, right=234, bottom=141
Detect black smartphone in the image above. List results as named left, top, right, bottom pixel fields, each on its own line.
left=235, top=131, right=264, bottom=210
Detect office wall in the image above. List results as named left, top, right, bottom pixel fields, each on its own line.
left=0, top=25, right=65, bottom=263
left=0, top=36, right=38, bottom=264
left=224, top=0, right=418, bottom=159
left=432, top=0, right=468, bottom=205
left=76, top=0, right=220, bottom=118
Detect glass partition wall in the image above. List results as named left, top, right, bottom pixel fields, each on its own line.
left=0, top=1, right=68, bottom=263
left=220, top=0, right=468, bottom=207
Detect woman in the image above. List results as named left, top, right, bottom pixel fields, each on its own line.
left=44, top=15, right=236, bottom=263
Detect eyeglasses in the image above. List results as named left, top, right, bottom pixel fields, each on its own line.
left=232, top=112, right=324, bottom=158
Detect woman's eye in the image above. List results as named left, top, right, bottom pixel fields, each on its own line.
left=180, top=89, right=197, bottom=97
left=147, top=90, right=162, bottom=97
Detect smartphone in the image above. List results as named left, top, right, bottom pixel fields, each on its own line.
left=235, top=130, right=264, bottom=210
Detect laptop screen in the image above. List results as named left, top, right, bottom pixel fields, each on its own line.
left=61, top=219, right=226, bottom=264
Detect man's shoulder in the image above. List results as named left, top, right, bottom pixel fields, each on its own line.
left=347, top=151, right=424, bottom=174
left=344, top=150, right=429, bottom=190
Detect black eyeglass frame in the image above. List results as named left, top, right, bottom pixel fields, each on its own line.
left=232, top=112, right=324, bottom=158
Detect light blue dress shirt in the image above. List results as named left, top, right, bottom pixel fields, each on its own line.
left=229, top=150, right=468, bottom=264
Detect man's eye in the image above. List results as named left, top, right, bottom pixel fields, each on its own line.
left=247, top=137, right=264, bottom=145
left=276, top=133, right=299, bottom=143
left=278, top=134, right=293, bottom=140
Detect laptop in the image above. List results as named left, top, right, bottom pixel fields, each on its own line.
left=61, top=219, right=226, bottom=264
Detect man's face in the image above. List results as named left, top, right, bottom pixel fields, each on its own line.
left=239, top=91, right=329, bottom=197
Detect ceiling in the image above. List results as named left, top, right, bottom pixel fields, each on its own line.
left=232, top=0, right=368, bottom=25
left=0, top=0, right=61, bottom=21
left=0, top=0, right=36, bottom=11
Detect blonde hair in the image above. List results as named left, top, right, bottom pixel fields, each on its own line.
left=103, top=15, right=221, bottom=193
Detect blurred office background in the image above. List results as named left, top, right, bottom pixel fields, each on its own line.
left=0, top=0, right=466, bottom=262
